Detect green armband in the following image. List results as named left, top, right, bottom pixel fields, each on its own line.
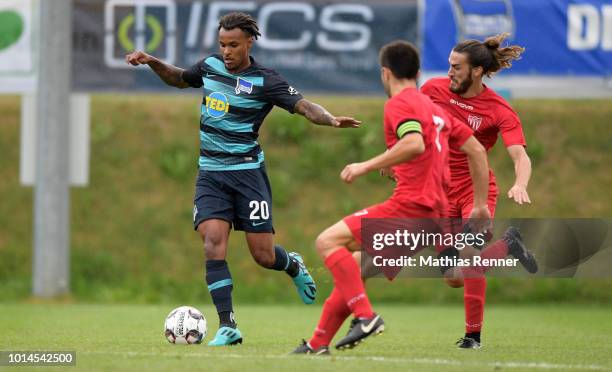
left=396, top=120, right=422, bottom=138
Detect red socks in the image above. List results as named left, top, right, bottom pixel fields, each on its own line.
left=309, top=248, right=375, bottom=348
left=480, top=239, right=509, bottom=266
left=462, top=239, right=509, bottom=277
left=308, top=287, right=351, bottom=350
left=459, top=240, right=506, bottom=335
left=463, top=277, right=486, bottom=333
left=324, top=248, right=374, bottom=319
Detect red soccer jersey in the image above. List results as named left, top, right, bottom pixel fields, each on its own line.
left=436, top=106, right=474, bottom=195
left=421, top=77, right=526, bottom=188
left=384, top=87, right=470, bottom=213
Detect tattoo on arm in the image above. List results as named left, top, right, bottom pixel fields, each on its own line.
left=294, top=99, right=336, bottom=126
left=148, top=58, right=189, bottom=88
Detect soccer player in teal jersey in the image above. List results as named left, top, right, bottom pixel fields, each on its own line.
left=126, top=12, right=361, bottom=346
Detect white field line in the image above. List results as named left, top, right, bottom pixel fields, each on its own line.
left=82, top=351, right=610, bottom=371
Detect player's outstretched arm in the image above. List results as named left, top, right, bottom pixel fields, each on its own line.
left=125, top=51, right=190, bottom=89
left=294, top=99, right=361, bottom=128
left=506, top=145, right=532, bottom=205
left=460, top=136, right=492, bottom=226
left=379, top=150, right=396, bottom=182
left=340, top=132, right=424, bottom=184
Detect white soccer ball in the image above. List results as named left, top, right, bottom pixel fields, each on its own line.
left=164, top=306, right=207, bottom=344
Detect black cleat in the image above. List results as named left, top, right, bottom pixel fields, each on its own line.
left=345, top=317, right=360, bottom=335
left=290, top=340, right=330, bottom=355
left=335, top=314, right=385, bottom=350
left=456, top=337, right=481, bottom=349
left=503, top=226, right=538, bottom=273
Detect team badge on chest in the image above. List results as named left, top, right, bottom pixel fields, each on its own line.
left=235, top=77, right=254, bottom=94
left=468, top=115, right=483, bottom=130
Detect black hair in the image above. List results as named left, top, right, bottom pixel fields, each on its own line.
left=379, top=41, right=420, bottom=80
left=218, top=12, right=261, bottom=39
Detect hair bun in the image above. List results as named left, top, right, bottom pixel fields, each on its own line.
left=484, top=39, right=500, bottom=50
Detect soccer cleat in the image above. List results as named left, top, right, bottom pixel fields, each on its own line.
left=290, top=340, right=330, bottom=355
left=335, top=314, right=384, bottom=350
left=288, top=252, right=317, bottom=304
left=207, top=326, right=243, bottom=346
left=456, top=337, right=481, bottom=349
left=503, top=226, right=538, bottom=273
left=346, top=317, right=360, bottom=335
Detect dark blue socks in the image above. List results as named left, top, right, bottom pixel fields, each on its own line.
left=271, top=245, right=299, bottom=277
left=206, top=260, right=235, bottom=326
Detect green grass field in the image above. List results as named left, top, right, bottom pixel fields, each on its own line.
left=1, top=303, right=611, bottom=371
left=1, top=96, right=612, bottom=370
left=1, top=95, right=612, bottom=303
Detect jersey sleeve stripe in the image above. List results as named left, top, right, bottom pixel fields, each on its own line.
left=397, top=120, right=422, bottom=138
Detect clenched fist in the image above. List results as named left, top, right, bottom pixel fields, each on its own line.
left=125, top=51, right=153, bottom=66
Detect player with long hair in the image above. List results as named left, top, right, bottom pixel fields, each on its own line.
left=421, top=33, right=537, bottom=349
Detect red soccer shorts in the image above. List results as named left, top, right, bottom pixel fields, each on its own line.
left=343, top=198, right=441, bottom=245
left=343, top=198, right=442, bottom=280
left=447, top=179, right=499, bottom=219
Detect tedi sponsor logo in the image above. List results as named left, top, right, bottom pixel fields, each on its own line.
left=450, top=98, right=473, bottom=111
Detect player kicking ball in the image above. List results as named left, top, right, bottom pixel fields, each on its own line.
left=421, top=33, right=537, bottom=349
left=126, top=12, right=361, bottom=346
left=342, top=34, right=538, bottom=351
left=292, top=41, right=490, bottom=355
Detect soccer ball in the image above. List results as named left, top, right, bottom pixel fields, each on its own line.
left=164, top=306, right=207, bottom=344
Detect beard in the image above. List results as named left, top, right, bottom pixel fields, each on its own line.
left=449, top=73, right=473, bottom=95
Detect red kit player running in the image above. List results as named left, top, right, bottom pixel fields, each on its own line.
left=421, top=33, right=538, bottom=349
left=291, top=41, right=490, bottom=355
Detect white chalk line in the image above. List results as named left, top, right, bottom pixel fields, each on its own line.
left=81, top=350, right=609, bottom=370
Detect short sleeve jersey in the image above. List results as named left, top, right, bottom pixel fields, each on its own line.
left=182, top=54, right=304, bottom=171
left=435, top=106, right=474, bottom=194
left=384, top=87, right=468, bottom=213
left=421, top=77, right=526, bottom=188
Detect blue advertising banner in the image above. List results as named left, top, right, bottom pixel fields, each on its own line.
left=72, top=0, right=418, bottom=93
left=422, top=0, right=612, bottom=75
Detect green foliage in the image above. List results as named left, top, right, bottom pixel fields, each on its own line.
left=265, top=112, right=309, bottom=144
left=157, top=143, right=196, bottom=182
left=0, top=95, right=611, bottom=303
left=525, top=140, right=545, bottom=163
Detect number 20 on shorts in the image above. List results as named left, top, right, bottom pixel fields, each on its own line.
left=249, top=200, right=269, bottom=220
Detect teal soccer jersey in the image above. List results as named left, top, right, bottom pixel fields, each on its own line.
left=182, top=55, right=304, bottom=171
